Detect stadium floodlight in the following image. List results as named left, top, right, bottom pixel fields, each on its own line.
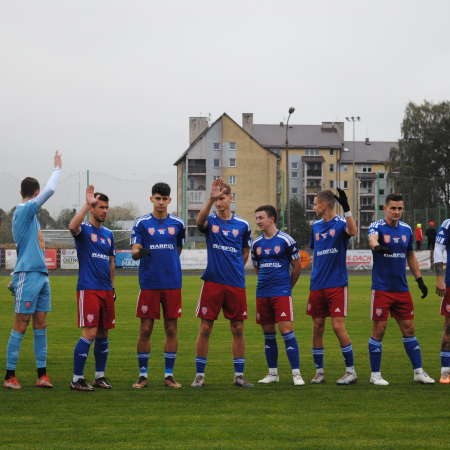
left=285, top=107, right=295, bottom=235
left=346, top=115, right=361, bottom=249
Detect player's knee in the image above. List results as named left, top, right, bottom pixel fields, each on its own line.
left=82, top=328, right=97, bottom=342
left=230, top=322, right=244, bottom=336
left=331, top=322, right=345, bottom=336
left=96, top=329, right=108, bottom=339
left=313, top=321, right=325, bottom=335
left=199, top=323, right=213, bottom=338
left=165, top=324, right=177, bottom=339
left=444, top=323, right=450, bottom=335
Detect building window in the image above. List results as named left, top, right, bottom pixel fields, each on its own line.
left=190, top=192, right=202, bottom=203
left=292, top=171, right=298, bottom=178
left=330, top=180, right=334, bottom=189
left=379, top=189, right=385, bottom=195
left=213, top=175, right=220, bottom=180
left=343, top=165, right=348, bottom=173
left=329, top=164, right=335, bottom=173
left=230, top=158, right=236, bottom=167
left=343, top=181, right=348, bottom=189
left=190, top=177, right=195, bottom=190
left=305, top=149, right=320, bottom=156
left=229, top=142, right=236, bottom=150
left=273, top=148, right=281, bottom=155
left=231, top=193, right=236, bottom=203
left=379, top=173, right=385, bottom=179
left=330, top=149, right=334, bottom=156
left=190, top=211, right=195, bottom=219
left=292, top=162, right=298, bottom=169
left=362, top=181, right=373, bottom=190
left=213, top=143, right=220, bottom=150
left=213, top=159, right=220, bottom=168
left=229, top=176, right=236, bottom=185
left=292, top=188, right=298, bottom=194
left=361, top=164, right=372, bottom=173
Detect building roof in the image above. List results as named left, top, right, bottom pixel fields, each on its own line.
left=173, top=113, right=277, bottom=165
left=252, top=124, right=342, bottom=149
left=340, top=140, right=398, bottom=164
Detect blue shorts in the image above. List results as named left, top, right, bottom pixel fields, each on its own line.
left=13, top=272, right=51, bottom=314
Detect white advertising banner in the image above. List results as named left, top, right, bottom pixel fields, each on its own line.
left=180, top=249, right=208, bottom=270
left=346, top=250, right=373, bottom=269
left=61, top=249, right=79, bottom=269
left=5, top=249, right=17, bottom=270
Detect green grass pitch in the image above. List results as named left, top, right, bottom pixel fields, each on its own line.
left=0, top=274, right=447, bottom=449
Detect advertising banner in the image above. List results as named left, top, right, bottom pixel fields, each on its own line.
left=346, top=250, right=373, bottom=269
left=61, top=249, right=79, bottom=269
left=116, top=250, right=140, bottom=268
left=180, top=250, right=208, bottom=270
left=45, top=249, right=57, bottom=270
left=5, top=249, right=17, bottom=270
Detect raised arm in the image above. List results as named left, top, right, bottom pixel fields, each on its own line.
left=197, top=178, right=227, bottom=230
left=35, top=151, right=62, bottom=208
left=334, top=188, right=356, bottom=236
left=68, top=185, right=98, bottom=235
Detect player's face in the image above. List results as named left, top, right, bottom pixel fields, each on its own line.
left=313, top=196, right=326, bottom=218
left=384, top=200, right=404, bottom=222
left=91, top=200, right=109, bottom=223
left=151, top=194, right=171, bottom=213
left=255, top=211, right=274, bottom=232
left=214, top=193, right=232, bottom=212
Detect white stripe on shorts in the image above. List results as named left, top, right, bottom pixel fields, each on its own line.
left=371, top=289, right=375, bottom=319
left=79, top=290, right=84, bottom=327
left=344, top=286, right=348, bottom=316
left=196, top=284, right=204, bottom=316
left=289, top=296, right=294, bottom=321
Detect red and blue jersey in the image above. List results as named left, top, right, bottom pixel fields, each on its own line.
left=309, top=215, right=350, bottom=290
left=251, top=231, right=300, bottom=297
left=73, top=222, right=115, bottom=291
left=435, top=219, right=450, bottom=286
left=130, top=214, right=186, bottom=290
left=368, top=219, right=414, bottom=292
left=201, top=213, right=252, bottom=289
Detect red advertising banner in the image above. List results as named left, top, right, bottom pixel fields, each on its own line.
left=45, top=249, right=57, bottom=270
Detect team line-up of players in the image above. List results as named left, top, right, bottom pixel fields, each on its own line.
left=5, top=151, right=450, bottom=390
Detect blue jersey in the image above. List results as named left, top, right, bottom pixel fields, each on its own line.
left=201, top=213, right=252, bottom=289
left=309, top=216, right=350, bottom=290
left=368, top=219, right=414, bottom=292
left=435, top=219, right=450, bottom=287
left=12, top=199, right=47, bottom=274
left=251, top=231, right=300, bottom=297
left=73, top=222, right=115, bottom=291
left=130, top=214, right=186, bottom=290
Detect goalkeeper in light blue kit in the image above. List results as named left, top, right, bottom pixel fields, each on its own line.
left=4, top=151, right=62, bottom=389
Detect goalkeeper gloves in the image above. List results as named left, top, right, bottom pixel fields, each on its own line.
left=334, top=188, right=350, bottom=213
left=139, top=247, right=152, bottom=259
left=415, top=277, right=428, bottom=299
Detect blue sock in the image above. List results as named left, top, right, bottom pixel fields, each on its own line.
left=6, top=330, right=24, bottom=370
left=341, top=343, right=354, bottom=369
left=74, top=337, right=92, bottom=378
left=282, top=331, right=300, bottom=371
left=312, top=347, right=324, bottom=370
left=441, top=351, right=450, bottom=369
left=94, top=338, right=109, bottom=373
left=264, top=332, right=278, bottom=371
left=196, top=356, right=207, bottom=375
left=369, top=337, right=382, bottom=372
left=233, top=358, right=245, bottom=375
left=33, top=329, right=47, bottom=369
left=164, top=352, right=177, bottom=377
left=403, top=336, right=422, bottom=370
left=138, top=352, right=150, bottom=377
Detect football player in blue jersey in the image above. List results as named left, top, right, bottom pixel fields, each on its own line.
left=4, top=151, right=62, bottom=389
left=68, top=186, right=116, bottom=391
left=130, top=182, right=186, bottom=389
left=192, top=178, right=253, bottom=388
left=431, top=219, right=450, bottom=383
left=308, top=189, right=358, bottom=385
left=368, top=193, right=433, bottom=385
left=251, top=205, right=304, bottom=385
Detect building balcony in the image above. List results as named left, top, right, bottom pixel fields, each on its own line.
left=188, top=166, right=206, bottom=174
left=360, top=221, right=373, bottom=228
left=187, top=186, right=206, bottom=191
left=306, top=170, right=322, bottom=177
left=277, top=203, right=282, bottom=210
left=360, top=204, right=375, bottom=211
left=277, top=170, right=281, bottom=178
left=359, top=188, right=374, bottom=194
left=187, top=219, right=198, bottom=226
left=306, top=203, right=315, bottom=210
left=306, top=186, right=321, bottom=193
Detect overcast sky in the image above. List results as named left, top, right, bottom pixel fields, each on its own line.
left=1, top=0, right=449, bottom=181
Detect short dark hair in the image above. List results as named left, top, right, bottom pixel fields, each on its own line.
left=315, top=190, right=336, bottom=210
left=21, top=177, right=40, bottom=198
left=94, top=192, right=109, bottom=203
left=219, top=182, right=231, bottom=196
left=152, top=182, right=171, bottom=197
left=385, top=193, right=403, bottom=205
left=255, top=205, right=278, bottom=222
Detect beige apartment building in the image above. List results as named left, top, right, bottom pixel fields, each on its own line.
left=174, top=113, right=397, bottom=246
